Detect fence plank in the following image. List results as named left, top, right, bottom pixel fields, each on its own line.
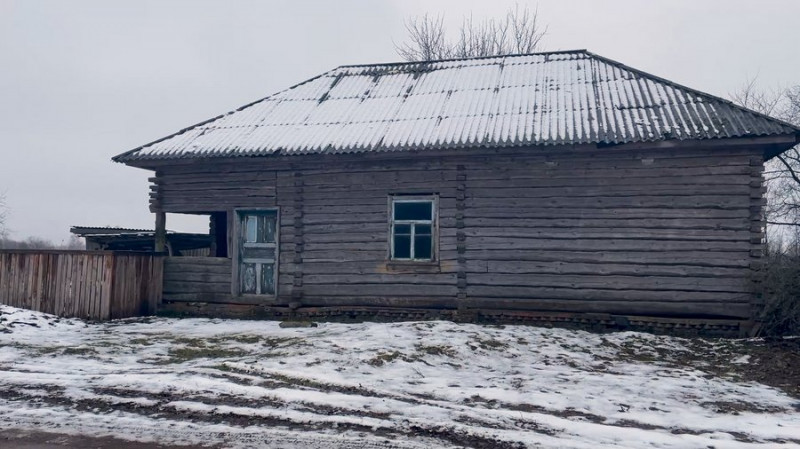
left=101, top=254, right=113, bottom=319
left=88, top=255, right=97, bottom=319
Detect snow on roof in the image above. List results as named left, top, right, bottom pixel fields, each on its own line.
left=70, top=226, right=155, bottom=236
left=69, top=226, right=203, bottom=237
left=114, top=50, right=799, bottom=163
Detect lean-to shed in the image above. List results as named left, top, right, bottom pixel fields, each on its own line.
left=114, top=50, right=800, bottom=334
left=70, top=226, right=212, bottom=255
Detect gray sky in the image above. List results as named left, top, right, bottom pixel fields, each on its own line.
left=2, top=0, right=798, bottom=243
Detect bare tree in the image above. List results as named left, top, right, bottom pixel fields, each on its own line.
left=64, top=235, right=85, bottom=250
left=731, top=80, right=800, bottom=229
left=396, top=4, right=547, bottom=62
left=397, top=15, right=450, bottom=62
left=0, top=193, right=7, bottom=242
left=0, top=236, right=81, bottom=250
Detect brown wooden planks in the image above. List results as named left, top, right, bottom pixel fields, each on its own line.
left=0, top=251, right=163, bottom=320
left=162, top=257, right=231, bottom=303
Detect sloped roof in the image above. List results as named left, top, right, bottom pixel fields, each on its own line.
left=114, top=50, right=799, bottom=163
left=69, top=226, right=195, bottom=236
left=70, top=226, right=154, bottom=236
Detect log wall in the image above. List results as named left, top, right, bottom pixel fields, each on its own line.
left=0, top=250, right=163, bottom=320
left=149, top=144, right=765, bottom=321
left=162, top=257, right=231, bottom=303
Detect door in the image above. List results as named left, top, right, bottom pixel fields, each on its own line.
left=237, top=210, right=278, bottom=297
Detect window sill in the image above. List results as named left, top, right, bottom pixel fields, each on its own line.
left=385, top=260, right=441, bottom=273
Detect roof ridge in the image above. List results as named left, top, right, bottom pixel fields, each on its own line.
left=336, top=49, right=589, bottom=70
left=585, top=51, right=800, bottom=134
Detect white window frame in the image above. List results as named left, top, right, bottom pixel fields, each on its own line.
left=389, top=195, right=438, bottom=262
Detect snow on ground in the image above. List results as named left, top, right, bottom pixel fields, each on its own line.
left=0, top=305, right=798, bottom=448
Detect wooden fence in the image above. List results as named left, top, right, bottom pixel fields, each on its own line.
left=0, top=250, right=164, bottom=320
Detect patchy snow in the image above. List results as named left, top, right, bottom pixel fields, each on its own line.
left=0, top=305, right=798, bottom=448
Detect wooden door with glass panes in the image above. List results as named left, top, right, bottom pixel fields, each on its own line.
left=237, top=210, right=278, bottom=297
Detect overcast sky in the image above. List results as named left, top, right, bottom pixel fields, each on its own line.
left=1, top=0, right=799, bottom=243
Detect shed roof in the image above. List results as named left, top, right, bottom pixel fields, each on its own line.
left=70, top=226, right=212, bottom=252
left=114, top=50, right=800, bottom=163
left=70, top=226, right=155, bottom=236
left=69, top=226, right=206, bottom=237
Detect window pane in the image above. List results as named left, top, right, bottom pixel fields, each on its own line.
left=393, top=235, right=411, bottom=259
left=416, top=224, right=432, bottom=235
left=245, top=216, right=258, bottom=243
left=261, top=263, right=275, bottom=295
left=394, top=201, right=432, bottom=221
left=414, top=235, right=432, bottom=259
left=261, top=216, right=277, bottom=243
left=241, top=263, right=257, bottom=294
left=393, top=224, right=411, bottom=235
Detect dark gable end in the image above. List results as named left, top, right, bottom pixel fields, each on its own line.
left=113, top=50, right=800, bottom=165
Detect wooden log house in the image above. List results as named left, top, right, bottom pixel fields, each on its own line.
left=114, top=50, right=800, bottom=334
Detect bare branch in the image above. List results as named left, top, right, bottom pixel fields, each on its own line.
left=395, top=14, right=451, bottom=62
left=397, top=4, right=547, bottom=62
left=766, top=221, right=800, bottom=226
left=730, top=76, right=783, bottom=116
left=777, top=154, right=800, bottom=186
left=732, top=79, right=800, bottom=229
left=509, top=4, right=547, bottom=54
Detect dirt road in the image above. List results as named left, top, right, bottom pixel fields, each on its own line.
left=0, top=429, right=209, bottom=449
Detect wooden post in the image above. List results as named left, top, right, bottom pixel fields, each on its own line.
left=209, top=214, right=217, bottom=257
left=155, top=212, right=166, bottom=253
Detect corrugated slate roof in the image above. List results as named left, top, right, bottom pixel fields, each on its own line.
left=114, top=50, right=799, bottom=163
left=70, top=226, right=200, bottom=236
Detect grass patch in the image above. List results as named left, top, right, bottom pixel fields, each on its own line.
left=154, top=337, right=249, bottom=364
left=700, top=400, right=790, bottom=414
left=141, top=334, right=304, bottom=365
left=260, top=336, right=301, bottom=347
left=471, top=337, right=509, bottom=351
left=172, top=337, right=207, bottom=347
left=366, top=349, right=438, bottom=367
left=61, top=347, right=98, bottom=356
left=228, top=335, right=262, bottom=344
left=163, top=346, right=246, bottom=364
left=204, top=335, right=301, bottom=347
left=12, top=344, right=98, bottom=357
left=367, top=351, right=406, bottom=367
left=415, top=344, right=458, bottom=357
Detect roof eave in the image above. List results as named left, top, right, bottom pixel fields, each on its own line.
left=764, top=132, right=800, bottom=161
left=113, top=155, right=163, bottom=171
left=114, top=134, right=800, bottom=167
